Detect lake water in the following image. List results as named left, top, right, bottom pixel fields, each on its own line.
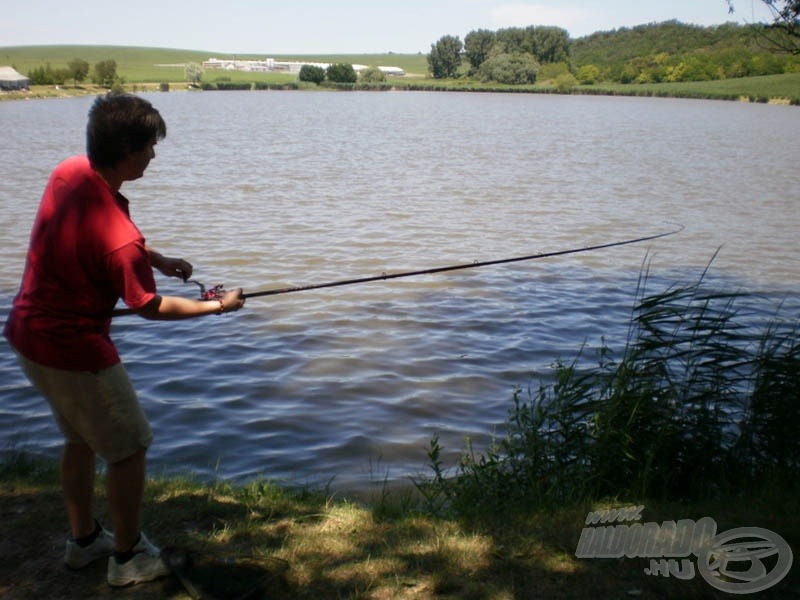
left=1, top=90, right=798, bottom=493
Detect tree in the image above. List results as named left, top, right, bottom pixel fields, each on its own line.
left=464, top=26, right=569, bottom=72
left=530, top=26, right=571, bottom=63
left=667, top=56, right=715, bottom=82
left=185, top=63, right=203, bottom=86
left=428, top=35, right=463, bottom=78
left=359, top=66, right=386, bottom=83
left=478, top=52, right=540, bottom=84
left=67, top=58, right=89, bottom=87
left=51, top=67, right=70, bottom=85
left=727, top=0, right=800, bottom=53
left=28, top=64, right=52, bottom=85
left=577, top=64, right=602, bottom=84
left=93, top=59, right=118, bottom=87
left=464, top=29, right=496, bottom=73
left=495, top=27, right=531, bottom=54
left=299, top=64, right=326, bottom=84
left=27, top=63, right=70, bottom=85
left=326, top=63, right=357, bottom=83
left=27, top=65, right=46, bottom=85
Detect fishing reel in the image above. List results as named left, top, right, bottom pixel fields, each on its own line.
left=188, top=279, right=227, bottom=301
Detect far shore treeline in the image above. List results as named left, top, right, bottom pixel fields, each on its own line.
left=2, top=20, right=800, bottom=103
left=429, top=20, right=800, bottom=87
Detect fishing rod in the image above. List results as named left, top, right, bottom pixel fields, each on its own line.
left=113, top=224, right=683, bottom=315
left=215, top=223, right=685, bottom=300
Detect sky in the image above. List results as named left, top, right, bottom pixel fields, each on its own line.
left=0, top=0, right=777, bottom=55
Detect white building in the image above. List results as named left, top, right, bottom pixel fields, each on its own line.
left=0, top=66, right=31, bottom=90
left=202, top=58, right=405, bottom=76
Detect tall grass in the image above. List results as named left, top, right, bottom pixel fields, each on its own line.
left=416, top=261, right=800, bottom=517
left=578, top=72, right=800, bottom=103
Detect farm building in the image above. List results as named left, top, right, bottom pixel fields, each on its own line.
left=0, top=66, right=30, bottom=90
left=202, top=57, right=405, bottom=76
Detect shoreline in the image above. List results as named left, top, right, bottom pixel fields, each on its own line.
left=2, top=81, right=798, bottom=105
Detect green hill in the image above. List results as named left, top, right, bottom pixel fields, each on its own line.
left=570, top=20, right=799, bottom=83
left=0, top=45, right=429, bottom=83
left=571, top=20, right=755, bottom=64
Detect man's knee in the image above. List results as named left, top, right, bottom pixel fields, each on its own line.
left=108, top=446, right=147, bottom=467
left=63, top=442, right=95, bottom=463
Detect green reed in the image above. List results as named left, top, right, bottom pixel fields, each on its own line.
left=416, top=261, right=800, bottom=517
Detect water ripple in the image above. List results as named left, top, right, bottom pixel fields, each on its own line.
left=1, top=92, right=798, bottom=491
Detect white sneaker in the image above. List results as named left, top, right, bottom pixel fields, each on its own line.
left=107, top=532, right=170, bottom=587
left=64, top=526, right=114, bottom=569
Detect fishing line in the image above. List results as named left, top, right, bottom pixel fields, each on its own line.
left=238, top=223, right=685, bottom=299
left=113, top=223, right=683, bottom=316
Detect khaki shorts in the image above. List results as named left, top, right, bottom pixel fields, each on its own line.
left=16, top=353, right=153, bottom=464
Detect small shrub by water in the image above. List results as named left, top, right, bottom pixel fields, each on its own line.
left=416, top=262, right=800, bottom=516
left=201, top=81, right=253, bottom=91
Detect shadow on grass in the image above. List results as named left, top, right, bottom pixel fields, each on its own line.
left=2, top=460, right=799, bottom=599
left=0, top=465, right=601, bottom=598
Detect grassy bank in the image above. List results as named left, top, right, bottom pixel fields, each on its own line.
left=393, top=72, right=800, bottom=103
left=2, top=454, right=798, bottom=599
left=578, top=72, right=800, bottom=104
left=5, top=75, right=799, bottom=105
left=2, top=266, right=799, bottom=598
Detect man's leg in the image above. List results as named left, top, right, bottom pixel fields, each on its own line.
left=106, top=447, right=147, bottom=551
left=105, top=446, right=169, bottom=587
left=61, top=442, right=96, bottom=539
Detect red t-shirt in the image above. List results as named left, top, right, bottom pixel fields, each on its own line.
left=4, top=155, right=157, bottom=370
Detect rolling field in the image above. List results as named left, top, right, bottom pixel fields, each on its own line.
left=1, top=45, right=798, bottom=102
left=0, top=45, right=429, bottom=82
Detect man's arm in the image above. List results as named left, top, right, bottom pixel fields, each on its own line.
left=146, top=246, right=193, bottom=281
left=135, top=289, right=245, bottom=320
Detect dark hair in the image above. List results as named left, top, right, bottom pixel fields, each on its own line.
left=86, top=92, right=167, bottom=168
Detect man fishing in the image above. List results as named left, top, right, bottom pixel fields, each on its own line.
left=3, top=91, right=245, bottom=587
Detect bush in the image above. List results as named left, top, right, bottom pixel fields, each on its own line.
left=27, top=64, right=70, bottom=85
left=537, top=61, right=571, bottom=81
left=254, top=82, right=299, bottom=90
left=577, top=64, right=602, bottom=85
left=299, top=64, right=325, bottom=84
left=201, top=81, right=252, bottom=91
left=554, top=73, right=579, bottom=92
left=359, top=66, right=386, bottom=83
left=326, top=63, right=357, bottom=83
left=215, top=82, right=252, bottom=90
left=478, top=52, right=539, bottom=84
